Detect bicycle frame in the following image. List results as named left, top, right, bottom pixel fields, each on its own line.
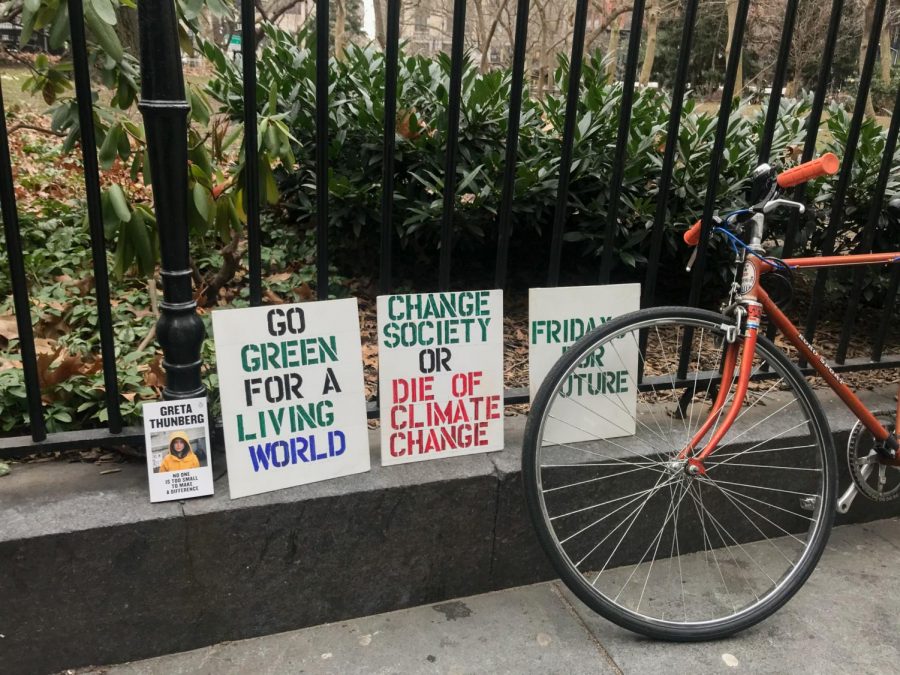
left=679, top=250, right=900, bottom=468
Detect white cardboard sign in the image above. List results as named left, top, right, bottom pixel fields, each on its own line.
left=212, top=298, right=371, bottom=498
left=143, top=397, right=214, bottom=502
left=377, top=290, right=504, bottom=465
left=529, top=284, right=640, bottom=444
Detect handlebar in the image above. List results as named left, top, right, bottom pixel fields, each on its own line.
left=683, top=153, right=840, bottom=246
left=775, top=152, right=840, bottom=189
left=684, top=219, right=703, bottom=246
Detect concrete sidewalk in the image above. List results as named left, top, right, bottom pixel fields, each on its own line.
left=93, top=519, right=900, bottom=675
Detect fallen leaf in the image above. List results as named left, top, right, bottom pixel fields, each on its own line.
left=0, top=315, right=18, bottom=340
left=293, top=282, right=314, bottom=301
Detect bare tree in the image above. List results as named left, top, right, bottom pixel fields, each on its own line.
left=860, top=0, right=878, bottom=116
left=605, top=14, right=621, bottom=79
left=335, top=0, right=348, bottom=59
left=638, top=0, right=658, bottom=84
left=255, top=0, right=311, bottom=41
left=373, top=0, right=387, bottom=48
left=725, top=0, right=743, bottom=92
left=476, top=0, right=511, bottom=71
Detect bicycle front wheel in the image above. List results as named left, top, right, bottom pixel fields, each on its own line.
left=523, top=306, right=836, bottom=640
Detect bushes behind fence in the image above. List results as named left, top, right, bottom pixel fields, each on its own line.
left=205, top=24, right=900, bottom=300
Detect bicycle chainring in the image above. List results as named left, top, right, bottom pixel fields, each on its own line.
left=847, top=413, right=900, bottom=502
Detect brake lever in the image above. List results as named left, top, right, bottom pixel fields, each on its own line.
left=762, top=198, right=806, bottom=214
left=685, top=248, right=698, bottom=272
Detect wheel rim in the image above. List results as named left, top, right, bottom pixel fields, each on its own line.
left=531, top=314, right=831, bottom=631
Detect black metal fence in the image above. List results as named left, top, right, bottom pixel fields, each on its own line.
left=1, top=0, right=899, bottom=458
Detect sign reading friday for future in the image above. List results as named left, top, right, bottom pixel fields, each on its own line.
left=377, top=290, right=504, bottom=466
left=529, top=284, right=640, bottom=445
left=212, top=298, right=370, bottom=498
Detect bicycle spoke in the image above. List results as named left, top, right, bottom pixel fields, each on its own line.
left=541, top=434, right=668, bottom=472
left=700, top=476, right=806, bottom=554
left=696, top=481, right=736, bottom=615
left=707, top=419, right=809, bottom=472
left=550, top=478, right=679, bottom=522
left=543, top=464, right=658, bottom=493
left=706, top=481, right=816, bottom=522
left=573, top=468, right=675, bottom=566
left=694, top=490, right=761, bottom=604
left=687, top=486, right=773, bottom=594
left=557, top=386, right=673, bottom=457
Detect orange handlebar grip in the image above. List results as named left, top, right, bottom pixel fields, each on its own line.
left=776, top=152, right=840, bottom=189
left=684, top=219, right=703, bottom=246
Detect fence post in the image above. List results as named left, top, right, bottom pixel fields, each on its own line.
left=137, top=0, right=206, bottom=400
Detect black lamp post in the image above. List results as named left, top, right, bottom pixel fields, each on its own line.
left=138, top=0, right=206, bottom=400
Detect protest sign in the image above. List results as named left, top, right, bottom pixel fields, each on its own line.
left=377, top=290, right=504, bottom=466
left=143, top=397, right=214, bottom=502
left=529, top=284, right=640, bottom=444
left=212, top=298, right=371, bottom=498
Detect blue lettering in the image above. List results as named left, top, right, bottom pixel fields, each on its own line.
left=329, top=430, right=346, bottom=457
left=248, top=444, right=270, bottom=472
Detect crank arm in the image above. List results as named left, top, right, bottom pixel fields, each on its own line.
left=836, top=463, right=874, bottom=514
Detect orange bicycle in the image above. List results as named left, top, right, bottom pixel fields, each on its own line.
left=523, top=154, right=900, bottom=640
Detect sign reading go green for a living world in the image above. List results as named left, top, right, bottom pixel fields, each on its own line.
left=529, top=284, right=640, bottom=444
left=212, top=298, right=370, bottom=498
left=377, top=290, right=504, bottom=466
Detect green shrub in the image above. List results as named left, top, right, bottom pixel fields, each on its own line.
left=206, top=25, right=899, bottom=295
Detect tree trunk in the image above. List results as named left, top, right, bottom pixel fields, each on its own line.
left=880, top=18, right=892, bottom=83
left=116, top=6, right=141, bottom=59
left=725, top=0, right=743, bottom=94
left=473, top=0, right=489, bottom=72
left=536, top=0, right=549, bottom=98
left=335, top=0, right=347, bottom=60
left=478, top=0, right=511, bottom=72
left=605, top=17, right=621, bottom=81
left=860, top=0, right=877, bottom=117
left=373, top=0, right=386, bottom=49
left=639, top=0, right=658, bottom=85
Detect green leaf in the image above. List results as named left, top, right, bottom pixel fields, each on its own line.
left=114, top=219, right=133, bottom=278
left=142, top=149, right=152, bottom=185
left=89, top=0, right=118, bottom=25
left=98, top=124, right=121, bottom=169
left=84, top=3, right=123, bottom=62
left=48, top=3, right=70, bottom=50
left=129, top=209, right=155, bottom=276
left=193, top=182, right=210, bottom=221
left=117, top=124, right=131, bottom=160
left=214, top=195, right=232, bottom=240
left=189, top=85, right=211, bottom=126
left=101, top=189, right=120, bottom=238
left=107, top=184, right=132, bottom=223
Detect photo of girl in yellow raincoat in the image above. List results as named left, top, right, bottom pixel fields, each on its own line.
left=158, top=430, right=201, bottom=473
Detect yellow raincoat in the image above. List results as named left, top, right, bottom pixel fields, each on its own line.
left=158, top=431, right=200, bottom=472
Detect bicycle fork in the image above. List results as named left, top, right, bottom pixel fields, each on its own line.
left=675, top=303, right=763, bottom=474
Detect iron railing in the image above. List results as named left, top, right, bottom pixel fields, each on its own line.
left=0, top=0, right=898, bottom=459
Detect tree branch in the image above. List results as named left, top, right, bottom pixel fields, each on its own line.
left=8, top=123, right=66, bottom=137
left=585, top=4, right=634, bottom=50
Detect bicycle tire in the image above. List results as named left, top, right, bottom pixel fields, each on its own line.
left=523, top=306, right=836, bottom=641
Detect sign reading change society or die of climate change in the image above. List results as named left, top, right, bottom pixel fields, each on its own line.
left=529, top=284, right=640, bottom=444
left=213, top=298, right=370, bottom=498
left=378, top=290, right=504, bottom=466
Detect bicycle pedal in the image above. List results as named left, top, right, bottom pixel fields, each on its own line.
left=799, top=496, right=817, bottom=512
